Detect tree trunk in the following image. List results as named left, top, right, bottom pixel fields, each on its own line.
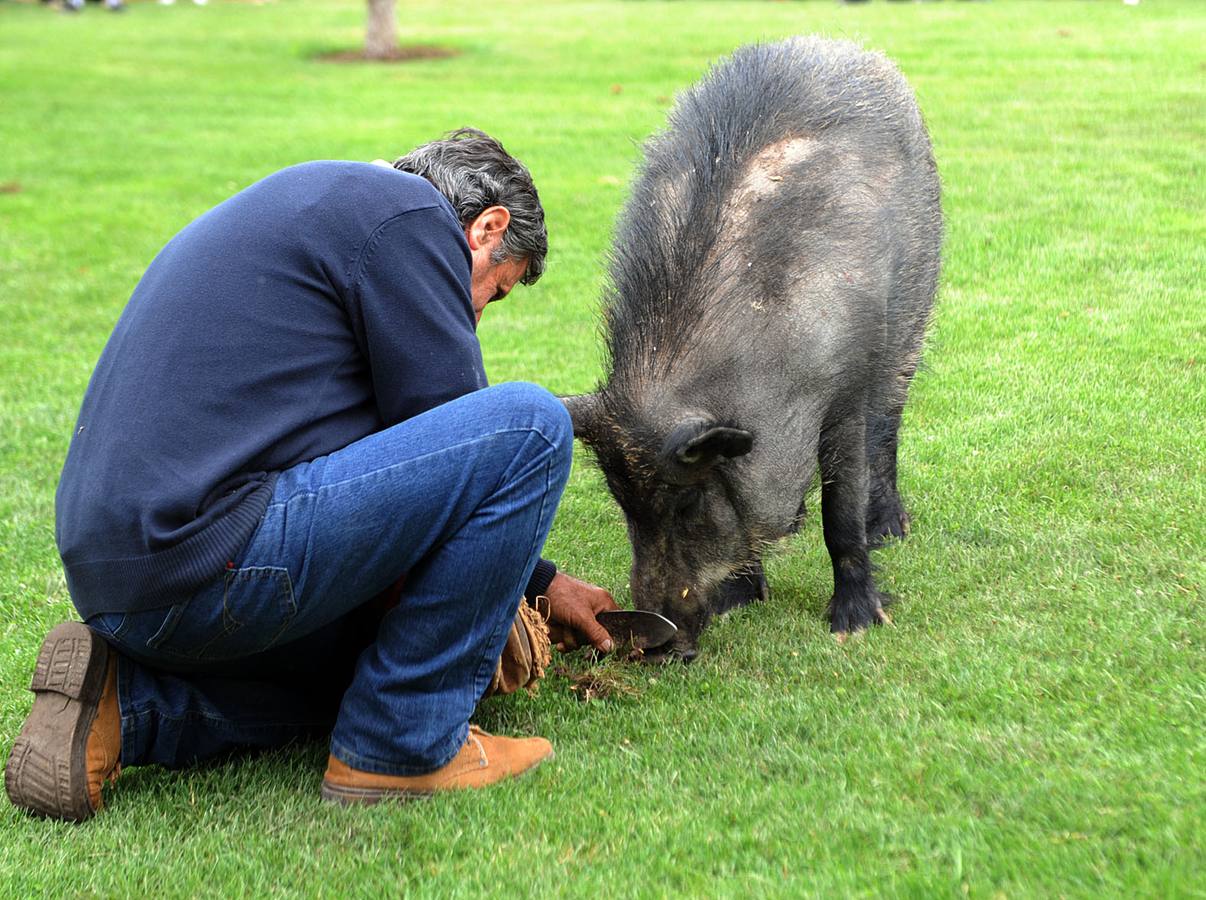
left=365, top=0, right=397, bottom=60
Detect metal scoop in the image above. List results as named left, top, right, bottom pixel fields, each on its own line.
left=596, top=610, right=677, bottom=651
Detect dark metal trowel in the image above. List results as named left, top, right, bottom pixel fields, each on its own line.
left=596, top=610, right=677, bottom=651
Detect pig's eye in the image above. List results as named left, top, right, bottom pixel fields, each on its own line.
left=674, top=490, right=702, bottom=517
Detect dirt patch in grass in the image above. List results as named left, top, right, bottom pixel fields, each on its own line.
left=0, top=182, right=23, bottom=194
left=553, top=665, right=639, bottom=703
left=316, top=45, right=460, bottom=64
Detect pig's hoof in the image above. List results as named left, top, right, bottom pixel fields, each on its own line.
left=833, top=607, right=893, bottom=644
left=828, top=588, right=894, bottom=636
left=866, top=493, right=910, bottom=547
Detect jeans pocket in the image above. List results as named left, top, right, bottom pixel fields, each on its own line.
left=145, top=566, right=298, bottom=662
left=87, top=611, right=130, bottom=643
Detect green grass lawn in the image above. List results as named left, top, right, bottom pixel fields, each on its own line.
left=1, top=0, right=1203, bottom=895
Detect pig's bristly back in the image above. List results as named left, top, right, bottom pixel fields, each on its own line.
left=603, top=37, right=937, bottom=390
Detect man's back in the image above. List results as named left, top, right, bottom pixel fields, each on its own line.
left=57, top=161, right=487, bottom=617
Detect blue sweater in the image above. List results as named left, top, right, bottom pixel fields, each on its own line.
left=57, top=162, right=553, bottom=618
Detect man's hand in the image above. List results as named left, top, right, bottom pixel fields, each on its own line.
left=541, top=572, right=620, bottom=654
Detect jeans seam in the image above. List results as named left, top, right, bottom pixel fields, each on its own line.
left=297, top=425, right=561, bottom=500
left=126, top=707, right=331, bottom=729
left=263, top=417, right=563, bottom=512
left=470, top=446, right=566, bottom=705
left=479, top=425, right=567, bottom=695
left=491, top=428, right=561, bottom=499
left=116, top=654, right=137, bottom=765
left=470, top=593, right=523, bottom=708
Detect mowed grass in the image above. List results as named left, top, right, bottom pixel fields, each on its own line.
left=1, top=0, right=1203, bottom=895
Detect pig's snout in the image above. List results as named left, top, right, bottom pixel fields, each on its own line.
left=640, top=641, right=699, bottom=665
left=633, top=607, right=705, bottom=663
left=630, top=564, right=715, bottom=662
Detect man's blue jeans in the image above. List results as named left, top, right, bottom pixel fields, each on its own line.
left=84, top=383, right=572, bottom=775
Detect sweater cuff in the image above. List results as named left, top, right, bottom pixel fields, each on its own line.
left=524, top=558, right=557, bottom=602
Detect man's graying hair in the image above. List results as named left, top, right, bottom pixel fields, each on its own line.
left=392, top=128, right=547, bottom=285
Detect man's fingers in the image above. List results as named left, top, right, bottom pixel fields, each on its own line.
left=548, top=624, right=577, bottom=651
left=541, top=577, right=619, bottom=654
left=578, top=615, right=614, bottom=654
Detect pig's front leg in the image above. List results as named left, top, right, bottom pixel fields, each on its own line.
left=819, top=412, right=894, bottom=637
left=712, top=559, right=770, bottom=616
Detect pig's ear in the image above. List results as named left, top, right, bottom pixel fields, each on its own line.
left=561, top=393, right=602, bottom=442
left=664, top=421, right=753, bottom=471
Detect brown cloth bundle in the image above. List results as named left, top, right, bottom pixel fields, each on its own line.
left=483, top=599, right=552, bottom=698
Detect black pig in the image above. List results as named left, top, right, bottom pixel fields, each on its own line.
left=566, top=37, right=942, bottom=659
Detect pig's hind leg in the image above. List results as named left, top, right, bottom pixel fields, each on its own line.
left=819, top=412, right=894, bottom=636
left=865, top=347, right=924, bottom=545
left=864, top=406, right=910, bottom=546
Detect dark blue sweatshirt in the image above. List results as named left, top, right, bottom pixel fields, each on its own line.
left=57, top=161, right=553, bottom=618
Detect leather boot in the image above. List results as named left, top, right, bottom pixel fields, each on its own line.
left=5, top=622, right=122, bottom=822
left=321, top=726, right=552, bottom=805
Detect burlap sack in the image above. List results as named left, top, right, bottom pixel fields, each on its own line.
left=483, top=599, right=552, bottom=698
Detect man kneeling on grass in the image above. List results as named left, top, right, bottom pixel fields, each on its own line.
left=5, top=128, right=618, bottom=821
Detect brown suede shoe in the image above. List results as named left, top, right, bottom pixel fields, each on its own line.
left=5, top=622, right=122, bottom=822
left=320, top=726, right=553, bottom=806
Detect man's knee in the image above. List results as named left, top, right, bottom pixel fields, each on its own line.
left=487, top=382, right=573, bottom=473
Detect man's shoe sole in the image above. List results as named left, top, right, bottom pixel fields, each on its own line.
left=319, top=781, right=435, bottom=806
left=319, top=752, right=553, bottom=807
left=4, top=622, right=111, bottom=822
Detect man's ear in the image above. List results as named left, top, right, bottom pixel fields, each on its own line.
left=660, top=420, right=753, bottom=478
left=465, top=206, right=511, bottom=252
left=561, top=393, right=602, bottom=442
